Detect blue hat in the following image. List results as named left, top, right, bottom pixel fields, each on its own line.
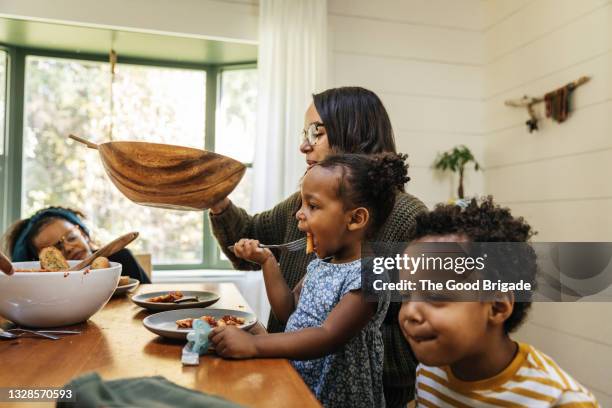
left=11, top=208, right=89, bottom=262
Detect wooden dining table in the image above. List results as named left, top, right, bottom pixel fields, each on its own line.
left=0, top=283, right=321, bottom=407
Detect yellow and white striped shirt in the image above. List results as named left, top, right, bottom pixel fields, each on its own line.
left=415, top=342, right=599, bottom=407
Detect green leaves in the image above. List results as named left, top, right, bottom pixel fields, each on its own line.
left=433, top=145, right=480, bottom=199
left=433, top=145, right=480, bottom=173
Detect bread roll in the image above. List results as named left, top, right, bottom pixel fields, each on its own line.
left=91, top=257, right=110, bottom=269
left=39, top=247, right=69, bottom=271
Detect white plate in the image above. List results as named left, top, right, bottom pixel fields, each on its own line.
left=143, top=308, right=257, bottom=340
left=113, top=278, right=139, bottom=296
left=131, top=290, right=220, bottom=312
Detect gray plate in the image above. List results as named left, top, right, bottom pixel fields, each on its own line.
left=113, top=278, right=139, bottom=296
left=131, top=290, right=220, bottom=312
left=143, top=308, right=257, bottom=340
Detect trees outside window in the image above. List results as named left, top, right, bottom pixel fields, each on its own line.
left=20, top=55, right=256, bottom=267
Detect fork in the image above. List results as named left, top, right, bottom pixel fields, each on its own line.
left=10, top=328, right=81, bottom=335
left=0, top=328, right=59, bottom=340
left=174, top=296, right=199, bottom=304
left=228, top=237, right=307, bottom=253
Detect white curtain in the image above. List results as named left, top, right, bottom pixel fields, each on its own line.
left=251, top=0, right=328, bottom=213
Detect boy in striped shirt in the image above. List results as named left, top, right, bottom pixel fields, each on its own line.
left=399, top=197, right=599, bottom=407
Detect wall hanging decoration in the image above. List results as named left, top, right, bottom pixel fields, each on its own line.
left=504, top=76, right=591, bottom=133
left=433, top=145, right=480, bottom=200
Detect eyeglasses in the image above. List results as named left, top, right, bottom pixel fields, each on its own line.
left=300, top=122, right=324, bottom=146
left=52, top=225, right=82, bottom=251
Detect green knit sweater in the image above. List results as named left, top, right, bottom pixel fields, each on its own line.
left=210, top=191, right=427, bottom=390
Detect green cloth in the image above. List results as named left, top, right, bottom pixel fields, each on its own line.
left=57, top=372, right=245, bottom=408
left=210, top=191, right=427, bottom=400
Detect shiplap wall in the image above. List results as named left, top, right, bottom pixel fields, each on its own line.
left=328, top=0, right=486, bottom=207
left=483, top=0, right=612, bottom=404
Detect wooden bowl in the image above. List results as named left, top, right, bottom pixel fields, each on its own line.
left=71, top=136, right=245, bottom=211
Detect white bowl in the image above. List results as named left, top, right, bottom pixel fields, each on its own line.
left=0, top=261, right=121, bottom=328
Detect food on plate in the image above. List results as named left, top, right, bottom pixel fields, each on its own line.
left=39, top=247, right=70, bottom=271
left=176, top=315, right=246, bottom=329
left=118, top=276, right=130, bottom=286
left=91, top=257, right=110, bottom=269
left=306, top=233, right=314, bottom=254
left=147, top=291, right=183, bottom=303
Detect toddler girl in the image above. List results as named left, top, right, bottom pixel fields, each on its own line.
left=210, top=153, right=410, bottom=408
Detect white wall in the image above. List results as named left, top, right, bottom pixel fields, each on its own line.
left=328, top=0, right=486, bottom=207
left=483, top=0, right=612, bottom=404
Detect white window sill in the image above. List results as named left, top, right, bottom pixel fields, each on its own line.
left=152, top=269, right=247, bottom=283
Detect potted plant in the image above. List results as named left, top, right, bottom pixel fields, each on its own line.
left=433, top=145, right=480, bottom=199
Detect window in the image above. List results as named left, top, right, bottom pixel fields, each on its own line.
left=0, top=49, right=8, bottom=233
left=0, top=50, right=6, bottom=156
left=216, top=67, right=257, bottom=211
left=14, top=52, right=256, bottom=268
left=215, top=67, right=257, bottom=262
left=0, top=49, right=9, bottom=235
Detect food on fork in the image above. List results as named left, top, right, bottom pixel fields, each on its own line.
left=147, top=291, right=183, bottom=303
left=39, top=247, right=70, bottom=271
left=306, top=233, right=314, bottom=254
left=176, top=315, right=246, bottom=329
left=91, top=256, right=110, bottom=269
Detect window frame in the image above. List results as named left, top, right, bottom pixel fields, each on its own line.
left=0, top=44, right=256, bottom=270
left=0, top=46, right=9, bottom=234
left=212, top=63, right=257, bottom=267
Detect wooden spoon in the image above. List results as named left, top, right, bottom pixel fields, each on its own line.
left=0, top=250, right=14, bottom=275
left=69, top=232, right=139, bottom=271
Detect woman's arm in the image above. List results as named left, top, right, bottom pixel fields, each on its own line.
left=209, top=192, right=301, bottom=270
left=210, top=289, right=377, bottom=360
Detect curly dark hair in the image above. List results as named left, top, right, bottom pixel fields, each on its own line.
left=317, top=152, right=409, bottom=237
left=411, top=196, right=537, bottom=333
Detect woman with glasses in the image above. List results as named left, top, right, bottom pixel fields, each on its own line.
left=209, top=86, right=426, bottom=407
left=2, top=206, right=150, bottom=283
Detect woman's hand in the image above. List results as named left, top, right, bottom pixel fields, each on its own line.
left=232, top=239, right=274, bottom=266
left=209, top=198, right=231, bottom=215
left=209, top=326, right=258, bottom=359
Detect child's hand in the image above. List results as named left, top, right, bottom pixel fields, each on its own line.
left=209, top=326, right=258, bottom=359
left=232, top=239, right=275, bottom=265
